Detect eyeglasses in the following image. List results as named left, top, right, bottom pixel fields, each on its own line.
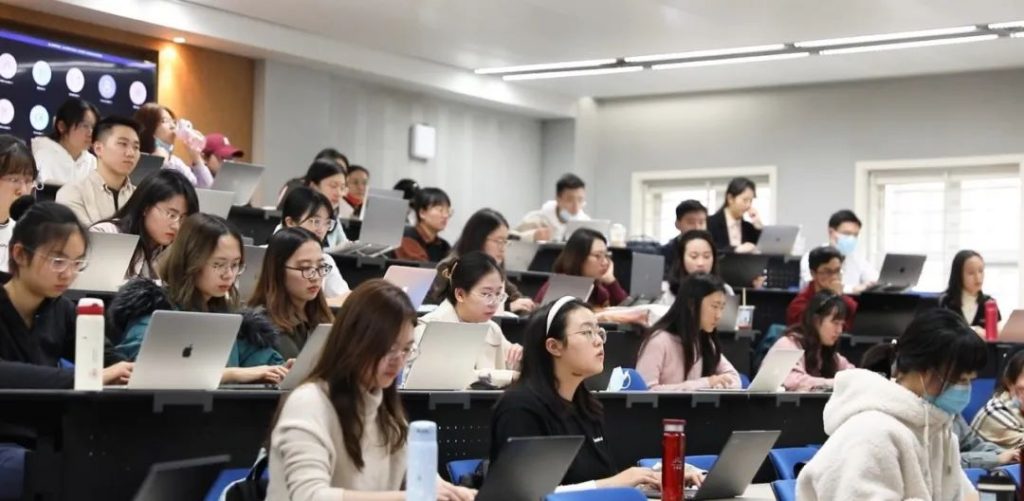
left=209, top=261, right=245, bottom=277
left=472, top=290, right=509, bottom=306
left=588, top=251, right=612, bottom=261
left=24, top=248, right=89, bottom=273
left=386, top=345, right=419, bottom=363
left=151, top=205, right=184, bottom=223
left=301, top=217, right=336, bottom=232
left=285, top=263, right=334, bottom=280
left=572, top=327, right=607, bottom=344
left=487, top=237, right=511, bottom=248
left=1, top=176, right=43, bottom=192
left=816, top=267, right=843, bottom=278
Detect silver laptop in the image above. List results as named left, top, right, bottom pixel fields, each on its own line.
left=999, top=309, right=1024, bottom=342
left=477, top=436, right=585, bottom=501
left=564, top=219, right=611, bottom=241
left=383, top=265, right=437, bottom=310
left=541, top=274, right=595, bottom=306
left=368, top=188, right=404, bottom=199
left=210, top=161, right=265, bottom=206
left=279, top=324, right=332, bottom=391
left=73, top=232, right=139, bottom=291
left=329, top=194, right=409, bottom=257
left=235, top=245, right=267, bottom=302
left=195, top=188, right=235, bottom=218
left=716, top=294, right=741, bottom=332
left=128, top=311, right=242, bottom=390
left=867, top=253, right=926, bottom=293
left=745, top=348, right=803, bottom=392
left=629, top=252, right=664, bottom=300
left=504, top=240, right=539, bottom=272
left=755, top=225, right=800, bottom=255
left=128, top=153, right=164, bottom=186
left=403, top=322, right=488, bottom=390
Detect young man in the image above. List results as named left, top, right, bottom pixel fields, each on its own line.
left=661, top=199, right=708, bottom=278
left=800, top=210, right=878, bottom=293
left=201, top=132, right=244, bottom=177
left=56, top=116, right=140, bottom=226
left=787, top=246, right=858, bottom=331
left=516, top=173, right=590, bottom=242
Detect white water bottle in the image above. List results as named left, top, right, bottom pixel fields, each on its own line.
left=74, top=298, right=105, bottom=391
left=406, top=420, right=437, bottom=501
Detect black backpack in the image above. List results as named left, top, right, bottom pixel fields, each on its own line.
left=223, top=455, right=269, bottom=501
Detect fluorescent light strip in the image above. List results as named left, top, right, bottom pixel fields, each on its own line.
left=1012, top=32, right=1024, bottom=38
left=818, top=34, right=999, bottom=55
left=475, top=58, right=617, bottom=75
left=989, top=21, right=1024, bottom=29
left=651, top=52, right=809, bottom=70
left=624, top=43, right=787, bottom=63
left=795, top=25, right=978, bottom=48
left=502, top=66, right=642, bottom=81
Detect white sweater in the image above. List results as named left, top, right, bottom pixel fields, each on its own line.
left=516, top=200, right=590, bottom=242
left=267, top=381, right=406, bottom=501
left=797, top=369, right=974, bottom=501
left=31, top=136, right=96, bottom=186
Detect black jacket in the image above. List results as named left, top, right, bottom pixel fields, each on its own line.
left=938, top=291, right=1001, bottom=329
left=707, top=210, right=761, bottom=252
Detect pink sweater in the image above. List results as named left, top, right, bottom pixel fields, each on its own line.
left=636, top=330, right=741, bottom=391
left=769, top=335, right=855, bottom=391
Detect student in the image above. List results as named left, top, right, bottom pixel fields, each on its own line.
left=314, top=147, right=349, bottom=169
left=279, top=187, right=351, bottom=303
left=427, top=208, right=536, bottom=313
left=970, top=351, right=1024, bottom=448
left=395, top=187, right=452, bottom=263
left=516, top=173, right=587, bottom=242
left=0, top=202, right=132, bottom=389
left=490, top=297, right=703, bottom=491
left=90, top=169, right=198, bottom=280
left=266, top=279, right=474, bottom=501
left=799, top=210, right=878, bottom=293
left=415, top=251, right=523, bottom=372
left=786, top=246, right=858, bottom=331
left=0, top=136, right=39, bottom=273
left=769, top=292, right=854, bottom=391
left=940, top=250, right=1000, bottom=337
left=31, top=98, right=99, bottom=186
left=534, top=228, right=626, bottom=308
left=637, top=273, right=741, bottom=391
left=661, top=200, right=707, bottom=278
left=796, top=308, right=986, bottom=500
left=200, top=132, right=243, bottom=177
left=664, top=229, right=744, bottom=299
left=247, top=228, right=334, bottom=360
left=56, top=116, right=140, bottom=226
left=337, top=164, right=369, bottom=219
left=109, top=213, right=287, bottom=384
left=278, top=160, right=350, bottom=248
left=134, top=103, right=213, bottom=188
left=707, top=177, right=762, bottom=253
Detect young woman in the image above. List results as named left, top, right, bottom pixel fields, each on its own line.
left=415, top=251, right=522, bottom=373
left=0, top=135, right=39, bottom=273
left=278, top=160, right=350, bottom=248
left=0, top=202, right=132, bottom=388
left=768, top=291, right=854, bottom=391
left=337, top=165, right=369, bottom=219
left=940, top=250, right=1000, bottom=337
left=707, top=177, right=762, bottom=254
left=266, top=279, right=474, bottom=501
left=247, top=228, right=334, bottom=359
left=134, top=103, right=213, bottom=188
left=395, top=187, right=452, bottom=263
left=663, top=229, right=750, bottom=300
left=31, top=98, right=99, bottom=186
left=636, top=273, right=740, bottom=391
left=797, top=308, right=987, bottom=501
left=90, top=169, right=198, bottom=279
left=970, top=350, right=1024, bottom=448
left=279, top=187, right=350, bottom=303
left=534, top=228, right=627, bottom=308
left=110, top=213, right=287, bottom=384
left=490, top=297, right=704, bottom=491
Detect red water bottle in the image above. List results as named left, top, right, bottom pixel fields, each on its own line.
left=985, top=299, right=999, bottom=341
left=662, top=419, right=686, bottom=501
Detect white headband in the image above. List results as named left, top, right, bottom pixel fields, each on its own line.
left=546, top=296, right=577, bottom=335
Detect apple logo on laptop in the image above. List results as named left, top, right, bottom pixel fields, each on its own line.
left=898, top=267, right=906, bottom=274
left=181, top=344, right=193, bottom=358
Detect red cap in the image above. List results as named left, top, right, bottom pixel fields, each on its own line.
left=203, top=133, right=244, bottom=159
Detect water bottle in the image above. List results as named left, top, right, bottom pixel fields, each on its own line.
left=985, top=299, right=999, bottom=341
left=177, top=118, right=206, bottom=151
left=976, top=472, right=1016, bottom=501
left=609, top=223, right=627, bottom=248
left=406, top=420, right=437, bottom=501
left=661, top=419, right=686, bottom=501
left=74, top=298, right=105, bottom=391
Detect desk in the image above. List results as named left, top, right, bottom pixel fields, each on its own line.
left=329, top=254, right=433, bottom=289
left=227, top=206, right=280, bottom=246
left=505, top=269, right=552, bottom=299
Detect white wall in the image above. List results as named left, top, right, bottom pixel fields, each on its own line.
left=253, top=59, right=546, bottom=237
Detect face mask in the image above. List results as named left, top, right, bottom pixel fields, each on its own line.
left=558, top=208, right=577, bottom=222
left=925, top=383, right=971, bottom=416
left=835, top=234, right=857, bottom=256
left=605, top=367, right=632, bottom=392
left=1012, top=397, right=1021, bottom=409
left=155, top=137, right=174, bottom=154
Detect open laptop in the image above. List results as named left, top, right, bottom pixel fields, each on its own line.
left=622, top=252, right=664, bottom=306
left=645, top=430, right=781, bottom=500
left=72, top=233, right=139, bottom=291
left=210, top=160, right=265, bottom=206
left=235, top=245, right=267, bottom=302
left=131, top=455, right=229, bottom=501
left=865, top=254, right=926, bottom=293
left=329, top=194, right=409, bottom=257
left=383, top=265, right=437, bottom=309
left=504, top=240, right=539, bottom=272
left=279, top=324, right=332, bottom=391
left=564, top=219, right=611, bottom=241
left=403, top=322, right=488, bottom=390
left=706, top=348, right=802, bottom=393
left=127, top=311, right=242, bottom=390
left=718, top=254, right=770, bottom=289
left=755, top=225, right=800, bottom=255
left=716, top=294, right=741, bottom=332
left=195, top=188, right=235, bottom=218
left=128, top=153, right=163, bottom=186
left=368, top=187, right=404, bottom=199
left=999, top=310, right=1024, bottom=342
left=477, top=436, right=584, bottom=501
left=541, top=274, right=596, bottom=306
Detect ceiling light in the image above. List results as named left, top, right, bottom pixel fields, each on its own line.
left=1012, top=32, right=1024, bottom=38
left=475, top=59, right=617, bottom=75
left=651, top=52, right=810, bottom=70
left=502, top=66, right=642, bottom=81
left=625, top=44, right=787, bottom=63
left=988, top=21, right=1024, bottom=30
left=172, top=36, right=186, bottom=44
left=818, top=34, right=998, bottom=55
left=795, top=25, right=978, bottom=48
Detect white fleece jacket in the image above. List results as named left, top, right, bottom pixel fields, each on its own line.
left=516, top=200, right=590, bottom=242
left=797, top=369, right=974, bottom=501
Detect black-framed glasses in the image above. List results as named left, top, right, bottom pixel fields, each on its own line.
left=286, top=263, right=334, bottom=280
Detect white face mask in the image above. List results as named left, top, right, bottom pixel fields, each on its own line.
left=558, top=208, right=577, bottom=222
left=605, top=366, right=632, bottom=391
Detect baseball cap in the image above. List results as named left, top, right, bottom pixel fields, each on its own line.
left=203, top=133, right=244, bottom=159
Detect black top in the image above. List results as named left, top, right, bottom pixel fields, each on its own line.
left=490, top=385, right=616, bottom=486
left=707, top=210, right=761, bottom=252
left=274, top=320, right=314, bottom=360
left=661, top=235, right=682, bottom=281
left=938, top=292, right=1001, bottom=328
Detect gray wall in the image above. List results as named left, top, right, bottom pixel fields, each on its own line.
left=253, top=59, right=545, bottom=237
left=578, top=69, right=1024, bottom=244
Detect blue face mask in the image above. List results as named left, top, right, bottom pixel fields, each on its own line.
left=926, top=383, right=972, bottom=416
left=835, top=234, right=857, bottom=256
left=155, top=137, right=174, bottom=154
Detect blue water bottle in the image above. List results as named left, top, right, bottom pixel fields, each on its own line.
left=406, top=420, right=437, bottom=501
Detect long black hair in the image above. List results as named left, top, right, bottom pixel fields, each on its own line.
left=47, top=98, right=100, bottom=142
left=8, top=202, right=88, bottom=277
left=787, top=291, right=848, bottom=378
left=862, top=308, right=987, bottom=385
left=453, top=208, right=508, bottom=258
left=280, top=187, right=335, bottom=243
left=644, top=273, right=727, bottom=377
left=943, top=250, right=985, bottom=311
left=668, top=229, right=719, bottom=295
left=553, top=228, right=605, bottom=276
left=440, top=251, right=504, bottom=305
left=721, top=177, right=756, bottom=211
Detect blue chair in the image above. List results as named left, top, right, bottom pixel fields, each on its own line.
left=0, top=443, right=26, bottom=500
left=964, top=468, right=986, bottom=487
left=964, top=378, right=995, bottom=422
left=637, top=454, right=717, bottom=471
left=623, top=369, right=647, bottom=391
left=739, top=373, right=751, bottom=389
left=770, top=479, right=797, bottom=501
left=768, top=447, right=818, bottom=480
left=545, top=487, right=646, bottom=500
left=446, top=459, right=482, bottom=484
left=997, top=464, right=1021, bottom=485
left=204, top=468, right=249, bottom=501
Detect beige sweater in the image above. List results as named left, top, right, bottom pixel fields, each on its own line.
left=267, top=381, right=406, bottom=501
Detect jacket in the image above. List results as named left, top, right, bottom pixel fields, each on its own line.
left=954, top=414, right=1005, bottom=470
left=516, top=200, right=591, bottom=242
left=970, top=391, right=1024, bottom=449
left=938, top=292, right=1000, bottom=329
left=786, top=284, right=858, bottom=332
left=31, top=136, right=96, bottom=186
left=706, top=210, right=761, bottom=252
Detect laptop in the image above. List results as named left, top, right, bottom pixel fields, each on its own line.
left=128, top=311, right=242, bottom=390
left=128, top=153, right=164, bottom=186
left=623, top=252, right=664, bottom=305
left=328, top=194, right=409, bottom=257
left=866, top=254, right=926, bottom=293
left=195, top=188, right=235, bottom=218
left=72, top=232, right=139, bottom=291
left=718, top=254, right=770, bottom=289
left=210, top=161, right=265, bottom=206
left=1000, top=310, right=1024, bottom=342
left=131, top=455, right=229, bottom=501
left=383, top=265, right=437, bottom=310
left=755, top=225, right=800, bottom=255
left=504, top=240, right=539, bottom=272
left=368, top=187, right=405, bottom=199
left=403, top=322, right=488, bottom=390
left=646, top=430, right=781, bottom=500
left=541, top=274, right=596, bottom=306
left=716, top=294, right=741, bottom=332
left=279, top=324, right=332, bottom=391
left=235, top=245, right=267, bottom=302
left=477, top=436, right=584, bottom=501
left=707, top=348, right=802, bottom=393
left=564, top=219, right=611, bottom=241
